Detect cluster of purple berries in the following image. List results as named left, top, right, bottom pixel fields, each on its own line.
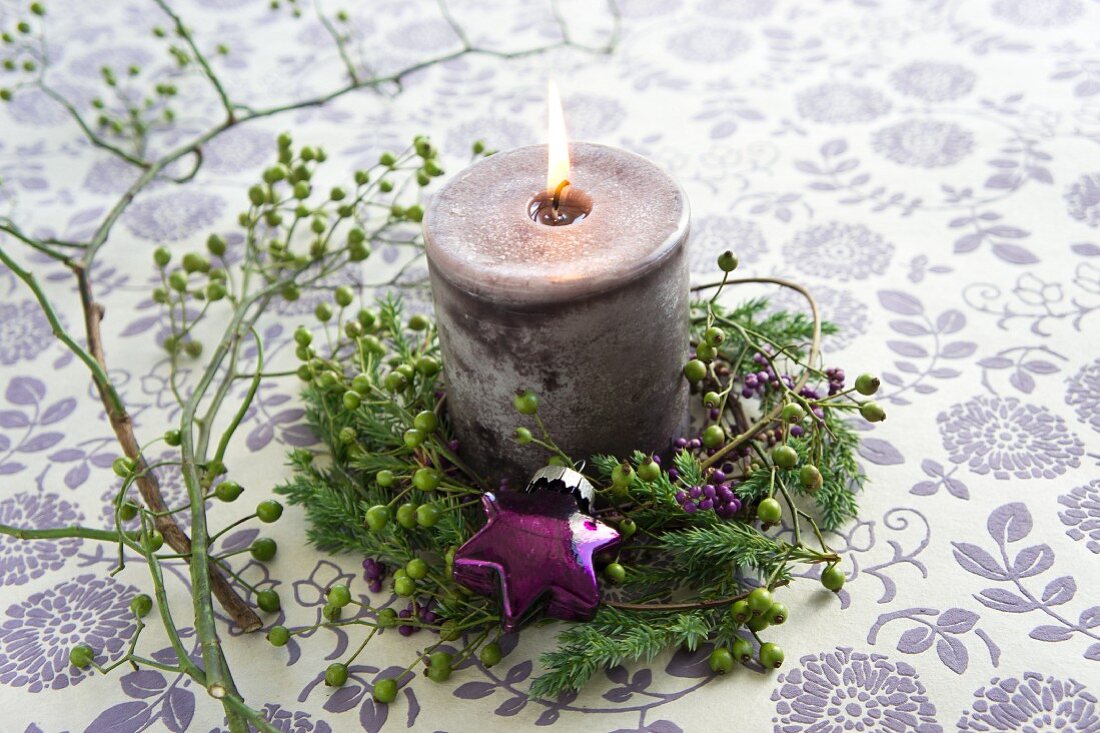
left=398, top=601, right=438, bottom=637
left=363, top=557, right=386, bottom=593
left=740, top=351, right=795, bottom=399
left=824, top=367, right=845, bottom=396
left=674, top=469, right=742, bottom=518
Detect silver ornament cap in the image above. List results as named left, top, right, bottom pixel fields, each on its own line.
left=523, top=465, right=596, bottom=515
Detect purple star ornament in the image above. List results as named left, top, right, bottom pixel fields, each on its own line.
left=452, top=466, right=620, bottom=632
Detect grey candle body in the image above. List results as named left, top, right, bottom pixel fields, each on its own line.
left=424, top=143, right=690, bottom=482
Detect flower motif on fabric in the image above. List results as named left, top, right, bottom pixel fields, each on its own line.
left=123, top=190, right=225, bottom=242
left=212, top=703, right=333, bottom=733
left=0, top=493, right=83, bottom=586
left=1058, top=480, right=1100, bottom=554
left=1065, top=173, right=1100, bottom=227
left=938, top=395, right=1084, bottom=480
left=665, top=25, right=752, bottom=64
left=204, top=126, right=278, bottom=175
left=796, top=83, right=891, bottom=124
left=688, top=215, right=766, bottom=275
left=0, top=301, right=54, bottom=365
left=783, top=222, right=894, bottom=282
left=563, top=94, right=627, bottom=139
left=1066, top=357, right=1100, bottom=433
left=872, top=120, right=974, bottom=169
left=771, top=284, right=869, bottom=351
left=0, top=574, right=137, bottom=692
left=696, top=0, right=776, bottom=20
left=890, top=62, right=975, bottom=102
left=992, top=0, right=1085, bottom=28
left=770, top=647, right=942, bottom=733
left=958, top=673, right=1098, bottom=731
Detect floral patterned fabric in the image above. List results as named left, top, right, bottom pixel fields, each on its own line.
left=1, top=0, right=1099, bottom=731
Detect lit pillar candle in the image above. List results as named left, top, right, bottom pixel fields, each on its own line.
left=423, top=85, right=690, bottom=482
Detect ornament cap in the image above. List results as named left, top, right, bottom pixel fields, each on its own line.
left=524, top=465, right=595, bottom=514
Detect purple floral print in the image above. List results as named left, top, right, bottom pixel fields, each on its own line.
left=872, top=120, right=975, bottom=168
left=957, top=673, right=1098, bottom=731
left=0, top=574, right=137, bottom=692
left=1065, top=357, right=1100, bottom=432
left=938, top=395, right=1084, bottom=480
left=796, top=83, right=891, bottom=124
left=688, top=215, right=766, bottom=275
left=771, top=647, right=942, bottom=733
left=1065, top=173, right=1100, bottom=227
left=783, top=222, right=894, bottom=282
left=1058, top=480, right=1100, bottom=554
left=0, top=492, right=83, bottom=586
left=890, top=62, right=975, bottom=102
left=0, top=301, right=54, bottom=365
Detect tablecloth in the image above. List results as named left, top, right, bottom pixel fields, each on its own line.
left=2, top=0, right=1099, bottom=730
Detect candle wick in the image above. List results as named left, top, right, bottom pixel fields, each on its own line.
left=551, top=179, right=570, bottom=212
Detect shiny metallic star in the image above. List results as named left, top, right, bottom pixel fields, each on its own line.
left=452, top=486, right=620, bottom=633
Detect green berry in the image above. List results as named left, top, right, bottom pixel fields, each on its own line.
left=405, top=558, right=428, bottom=580
left=396, top=502, right=418, bottom=529
left=730, top=600, right=752, bottom=624
left=695, top=343, right=717, bottom=361
left=757, top=497, right=782, bottom=524
left=365, top=505, right=390, bottom=531
left=821, top=564, right=845, bottom=592
left=30, top=2, right=46, bottom=16
left=112, top=456, right=135, bottom=478
left=781, top=403, right=805, bottom=423
left=376, top=470, right=395, bottom=488
left=379, top=151, right=397, bottom=166
left=772, top=445, right=798, bottom=470
left=637, top=458, right=660, bottom=482
left=293, top=181, right=310, bottom=199
left=479, top=642, right=503, bottom=667
left=373, top=677, right=398, bottom=703
left=415, top=356, right=440, bottom=376
left=855, top=373, right=880, bottom=396
left=215, top=481, right=242, bottom=502
left=250, top=538, right=277, bottom=562
left=144, top=529, right=164, bottom=552
left=393, top=576, right=416, bottom=597
left=130, top=594, right=153, bottom=618
left=322, top=602, right=342, bottom=622
left=325, top=663, right=349, bottom=687
left=416, top=504, right=441, bottom=527
left=618, top=518, right=637, bottom=538
left=118, top=501, right=139, bottom=522
left=334, top=285, right=354, bottom=307
left=799, top=465, right=823, bottom=492
left=767, top=602, right=788, bottom=625
left=181, top=252, right=209, bottom=273
left=860, top=401, right=886, bottom=423
left=257, top=500, right=283, bottom=523
left=377, top=608, right=398, bottom=628
left=732, top=636, right=753, bottom=664
left=513, top=389, right=538, bottom=415
left=747, top=587, right=772, bottom=614
left=256, top=589, right=281, bottom=613
left=438, top=620, right=461, bottom=641
left=413, top=410, right=439, bottom=432
left=746, top=614, right=769, bottom=632
left=426, top=665, right=451, bottom=683
left=153, top=247, right=171, bottom=267
left=708, top=648, right=735, bottom=674
left=412, top=467, right=440, bottom=492
left=717, top=250, right=738, bottom=272
left=384, top=371, right=408, bottom=392
left=342, top=391, right=361, bottom=410
left=604, top=562, right=626, bottom=584
left=703, top=391, right=721, bottom=408
left=702, top=424, right=725, bottom=449
left=429, top=651, right=452, bottom=670
left=611, top=462, right=635, bottom=488
left=514, top=427, right=533, bottom=445
left=327, top=584, right=351, bottom=608
left=314, top=302, right=333, bottom=322
left=69, top=644, right=94, bottom=669
left=759, top=642, right=784, bottom=670
left=407, top=314, right=429, bottom=331
left=267, top=625, right=290, bottom=646
left=704, top=326, right=725, bottom=346
left=403, top=429, right=425, bottom=449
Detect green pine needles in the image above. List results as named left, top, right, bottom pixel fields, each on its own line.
left=278, top=268, right=884, bottom=701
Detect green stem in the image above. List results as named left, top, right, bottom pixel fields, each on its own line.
left=0, top=524, right=135, bottom=542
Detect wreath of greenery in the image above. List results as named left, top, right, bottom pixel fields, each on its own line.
left=277, top=273, right=884, bottom=700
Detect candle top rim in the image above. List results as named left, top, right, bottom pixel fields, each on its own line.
left=423, top=142, right=689, bottom=305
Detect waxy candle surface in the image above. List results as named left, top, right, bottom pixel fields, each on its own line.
left=424, top=142, right=690, bottom=481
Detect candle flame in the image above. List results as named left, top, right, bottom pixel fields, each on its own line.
left=546, top=79, right=570, bottom=196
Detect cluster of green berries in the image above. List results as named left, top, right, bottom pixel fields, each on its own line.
left=0, top=3, right=46, bottom=102
left=708, top=586, right=787, bottom=674
left=150, top=235, right=235, bottom=357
